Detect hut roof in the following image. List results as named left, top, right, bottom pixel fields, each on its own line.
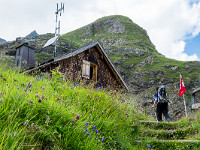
left=25, top=41, right=129, bottom=91
left=192, top=87, right=200, bottom=94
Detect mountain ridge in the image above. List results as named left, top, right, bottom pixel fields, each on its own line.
left=1, top=15, right=200, bottom=120
left=0, top=38, right=6, bottom=44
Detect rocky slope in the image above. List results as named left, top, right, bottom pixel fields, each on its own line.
left=0, top=38, right=6, bottom=44
left=61, top=15, right=200, bottom=120
left=1, top=15, right=200, bottom=120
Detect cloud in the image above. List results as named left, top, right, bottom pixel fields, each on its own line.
left=0, top=0, right=199, bottom=61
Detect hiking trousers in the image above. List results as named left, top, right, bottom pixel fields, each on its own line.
left=156, top=102, right=171, bottom=122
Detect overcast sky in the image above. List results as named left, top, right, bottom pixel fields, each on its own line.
left=0, top=0, right=200, bottom=61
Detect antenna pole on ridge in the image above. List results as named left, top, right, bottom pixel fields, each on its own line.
left=54, top=2, right=64, bottom=58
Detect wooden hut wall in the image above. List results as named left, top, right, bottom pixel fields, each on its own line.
left=58, top=47, right=121, bottom=89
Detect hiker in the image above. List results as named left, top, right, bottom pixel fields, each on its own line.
left=152, top=86, right=171, bottom=122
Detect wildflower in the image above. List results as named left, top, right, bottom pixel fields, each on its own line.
left=35, top=94, right=39, bottom=97
left=96, top=130, right=99, bottom=133
left=195, top=130, right=198, bottom=134
left=24, top=120, right=29, bottom=126
left=38, top=98, right=42, bottom=102
left=76, top=115, right=80, bottom=120
left=86, top=128, right=88, bottom=132
left=85, top=123, right=88, bottom=126
left=99, top=87, right=101, bottom=89
left=87, top=133, right=90, bottom=135
left=41, top=94, right=45, bottom=99
left=63, top=86, right=65, bottom=89
left=0, top=92, right=2, bottom=95
left=188, top=127, right=190, bottom=130
left=126, top=113, right=128, bottom=115
left=45, top=117, right=50, bottom=124
left=17, top=87, right=19, bottom=90
left=72, top=119, right=75, bottom=123
left=92, top=129, right=95, bottom=131
left=147, top=144, right=151, bottom=148
left=29, top=100, right=33, bottom=103
left=61, top=100, right=65, bottom=103
left=93, top=126, right=95, bottom=128
left=102, top=137, right=105, bottom=141
left=31, top=123, right=35, bottom=127
left=75, top=84, right=77, bottom=87
left=101, top=111, right=105, bottom=114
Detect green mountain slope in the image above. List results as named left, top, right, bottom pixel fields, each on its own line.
left=61, top=15, right=200, bottom=92
left=60, top=15, right=200, bottom=120
left=1, top=15, right=200, bottom=120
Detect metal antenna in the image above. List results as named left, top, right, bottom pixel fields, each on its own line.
left=54, top=2, right=64, bottom=58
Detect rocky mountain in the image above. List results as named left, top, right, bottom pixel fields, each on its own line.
left=61, top=15, right=200, bottom=120
left=0, top=38, right=6, bottom=44
left=25, top=30, right=38, bottom=37
left=1, top=15, right=200, bottom=120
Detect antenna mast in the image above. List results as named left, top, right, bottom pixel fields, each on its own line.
left=54, top=2, right=64, bottom=57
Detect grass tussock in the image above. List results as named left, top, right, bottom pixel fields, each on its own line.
left=0, top=63, right=144, bottom=149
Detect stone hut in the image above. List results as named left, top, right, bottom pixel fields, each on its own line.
left=26, top=41, right=128, bottom=91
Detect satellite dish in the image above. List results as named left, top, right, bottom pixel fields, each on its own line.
left=43, top=36, right=59, bottom=48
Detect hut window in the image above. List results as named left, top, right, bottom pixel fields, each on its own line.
left=82, top=60, right=90, bottom=79
left=82, top=60, right=97, bottom=81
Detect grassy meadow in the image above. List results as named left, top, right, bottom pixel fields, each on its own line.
left=0, top=61, right=145, bottom=149
left=0, top=60, right=200, bottom=150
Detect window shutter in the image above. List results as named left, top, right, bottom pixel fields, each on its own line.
left=82, top=60, right=90, bottom=78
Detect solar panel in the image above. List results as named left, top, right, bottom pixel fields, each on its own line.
left=43, top=35, right=59, bottom=48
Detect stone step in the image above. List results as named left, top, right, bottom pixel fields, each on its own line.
left=136, top=140, right=200, bottom=143
left=141, top=128, right=198, bottom=140
left=135, top=139, right=200, bottom=149
left=139, top=120, right=190, bottom=130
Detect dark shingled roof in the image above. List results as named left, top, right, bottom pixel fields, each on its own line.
left=25, top=41, right=129, bottom=91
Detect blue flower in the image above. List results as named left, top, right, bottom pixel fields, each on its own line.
left=102, top=137, right=105, bottom=141
left=93, top=126, right=95, bottom=128
left=87, top=133, right=90, bottom=135
left=96, top=130, right=99, bottom=133
left=85, top=123, right=88, bottom=126
left=86, top=128, right=88, bottom=132
left=92, top=129, right=95, bottom=131
left=147, top=144, right=151, bottom=148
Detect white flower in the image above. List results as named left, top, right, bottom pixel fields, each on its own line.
left=24, top=120, right=29, bottom=126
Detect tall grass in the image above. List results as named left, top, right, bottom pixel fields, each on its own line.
left=0, top=64, right=144, bottom=149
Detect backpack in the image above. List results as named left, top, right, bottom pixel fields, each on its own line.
left=157, top=86, right=168, bottom=103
